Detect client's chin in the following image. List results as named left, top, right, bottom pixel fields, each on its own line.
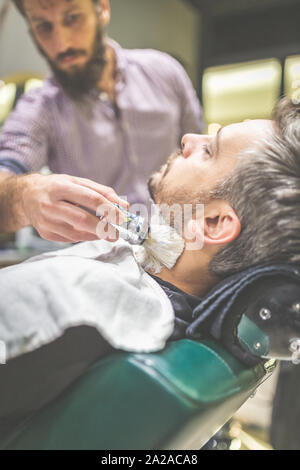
left=147, top=150, right=181, bottom=203
left=147, top=172, right=160, bottom=203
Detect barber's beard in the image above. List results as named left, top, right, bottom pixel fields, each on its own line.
left=34, top=24, right=107, bottom=99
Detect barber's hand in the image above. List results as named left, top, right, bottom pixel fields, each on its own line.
left=21, top=173, right=129, bottom=243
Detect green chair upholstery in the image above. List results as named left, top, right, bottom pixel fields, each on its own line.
left=6, top=339, right=274, bottom=450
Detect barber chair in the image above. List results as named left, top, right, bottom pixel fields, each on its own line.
left=4, top=328, right=276, bottom=450
left=6, top=271, right=300, bottom=450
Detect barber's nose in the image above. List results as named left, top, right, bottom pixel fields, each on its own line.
left=181, top=133, right=203, bottom=158
left=54, top=25, right=71, bottom=55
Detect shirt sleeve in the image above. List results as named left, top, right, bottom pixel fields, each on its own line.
left=0, top=88, right=51, bottom=174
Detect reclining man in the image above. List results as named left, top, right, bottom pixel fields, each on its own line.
left=0, top=98, right=300, bottom=447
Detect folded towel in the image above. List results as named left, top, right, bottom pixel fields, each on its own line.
left=0, top=239, right=175, bottom=360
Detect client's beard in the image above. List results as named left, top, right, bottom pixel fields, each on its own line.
left=147, top=150, right=181, bottom=204
left=148, top=150, right=211, bottom=219
left=33, top=23, right=107, bottom=99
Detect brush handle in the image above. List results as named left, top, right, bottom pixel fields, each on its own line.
left=101, top=203, right=150, bottom=245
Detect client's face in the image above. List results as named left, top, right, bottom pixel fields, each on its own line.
left=148, top=120, right=274, bottom=206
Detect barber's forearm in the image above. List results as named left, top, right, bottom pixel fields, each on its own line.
left=0, top=172, right=30, bottom=232
left=0, top=170, right=129, bottom=242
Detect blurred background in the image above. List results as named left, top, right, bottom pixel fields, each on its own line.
left=1, top=0, right=300, bottom=450
left=2, top=0, right=300, bottom=129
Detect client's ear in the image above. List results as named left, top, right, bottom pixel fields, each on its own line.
left=204, top=200, right=241, bottom=246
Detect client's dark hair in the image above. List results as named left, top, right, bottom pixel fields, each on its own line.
left=209, top=97, right=300, bottom=278
left=13, top=0, right=99, bottom=16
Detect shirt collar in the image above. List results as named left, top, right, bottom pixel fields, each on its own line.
left=86, top=37, right=127, bottom=100
left=106, top=37, right=127, bottom=86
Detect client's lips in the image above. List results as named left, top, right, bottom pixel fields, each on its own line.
left=162, top=150, right=182, bottom=178
left=160, top=163, right=168, bottom=175
left=148, top=150, right=182, bottom=195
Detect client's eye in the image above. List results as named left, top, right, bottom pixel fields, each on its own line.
left=202, top=144, right=211, bottom=156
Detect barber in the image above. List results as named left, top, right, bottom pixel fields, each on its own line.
left=0, top=0, right=204, bottom=243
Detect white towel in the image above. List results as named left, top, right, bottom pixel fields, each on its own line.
left=0, top=239, right=174, bottom=360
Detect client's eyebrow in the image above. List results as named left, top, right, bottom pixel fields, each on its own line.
left=214, top=126, right=224, bottom=156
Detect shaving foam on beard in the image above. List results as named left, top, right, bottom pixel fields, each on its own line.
left=107, top=204, right=185, bottom=274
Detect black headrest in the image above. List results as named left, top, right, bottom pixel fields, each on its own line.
left=186, top=264, right=300, bottom=366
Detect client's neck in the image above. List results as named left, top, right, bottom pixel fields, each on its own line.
left=147, top=250, right=218, bottom=297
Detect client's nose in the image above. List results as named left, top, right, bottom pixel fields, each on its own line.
left=181, top=133, right=203, bottom=158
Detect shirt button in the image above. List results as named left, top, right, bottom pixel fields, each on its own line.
left=122, top=121, right=130, bottom=131
left=130, top=154, right=138, bottom=164
left=99, top=92, right=109, bottom=102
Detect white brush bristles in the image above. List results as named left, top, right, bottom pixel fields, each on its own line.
left=134, top=223, right=185, bottom=274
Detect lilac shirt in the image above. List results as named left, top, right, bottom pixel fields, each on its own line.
left=0, top=39, right=204, bottom=205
